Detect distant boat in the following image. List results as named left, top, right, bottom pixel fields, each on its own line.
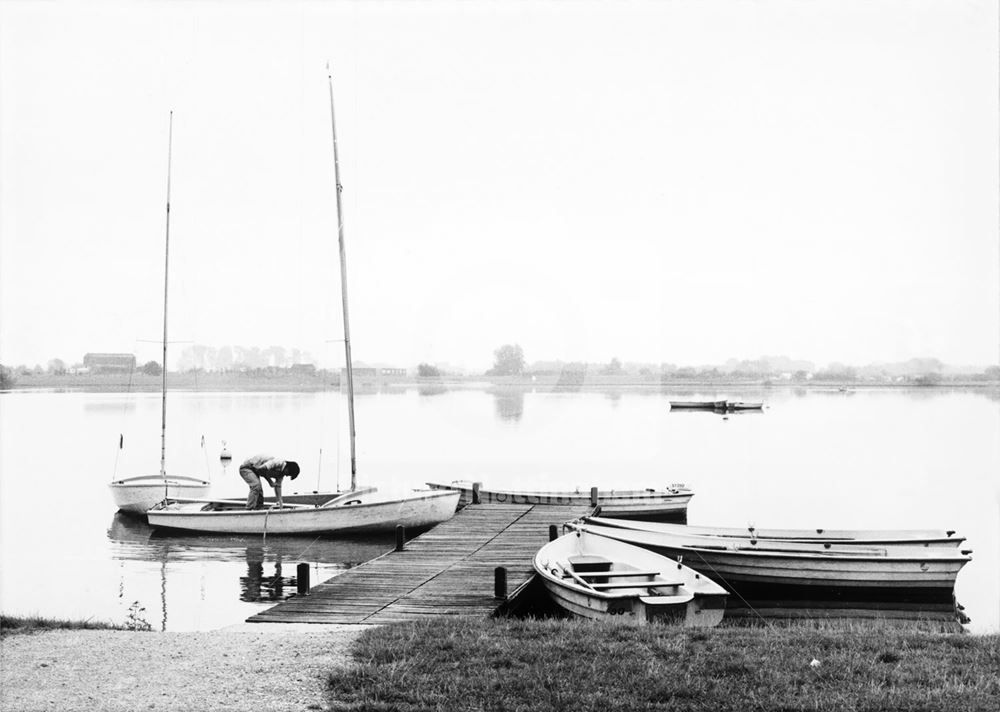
left=425, top=480, right=694, bottom=519
left=668, top=400, right=727, bottom=410
left=723, top=401, right=763, bottom=411
left=574, top=521, right=972, bottom=604
left=669, top=400, right=763, bottom=412
left=534, top=528, right=727, bottom=625
left=585, top=516, right=967, bottom=548
left=109, top=112, right=210, bottom=514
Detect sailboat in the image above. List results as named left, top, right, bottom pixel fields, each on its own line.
left=109, top=112, right=211, bottom=514
left=147, top=71, right=460, bottom=535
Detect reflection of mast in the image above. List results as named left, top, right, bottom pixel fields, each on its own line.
left=160, top=557, right=167, bottom=632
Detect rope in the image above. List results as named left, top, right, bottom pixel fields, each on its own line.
left=686, top=547, right=774, bottom=629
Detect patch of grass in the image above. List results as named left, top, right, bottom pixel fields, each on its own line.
left=0, top=614, right=124, bottom=637
left=326, top=618, right=1000, bottom=712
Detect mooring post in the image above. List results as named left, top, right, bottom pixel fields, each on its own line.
left=296, top=563, right=310, bottom=595
left=395, top=525, right=405, bottom=551
left=494, top=566, right=507, bottom=599
left=549, top=524, right=558, bottom=541
left=590, top=486, right=599, bottom=507
left=472, top=481, right=481, bottom=505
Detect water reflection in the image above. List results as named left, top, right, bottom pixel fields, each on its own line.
left=491, top=389, right=524, bottom=421
left=418, top=383, right=448, bottom=397
left=241, top=546, right=291, bottom=602
left=105, top=513, right=394, bottom=629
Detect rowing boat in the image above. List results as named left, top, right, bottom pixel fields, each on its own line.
left=584, top=516, right=966, bottom=548
left=573, top=521, right=971, bottom=604
left=426, top=480, right=693, bottom=519
left=534, top=528, right=727, bottom=625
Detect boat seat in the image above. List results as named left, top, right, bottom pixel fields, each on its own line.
left=568, top=555, right=612, bottom=574
left=578, top=570, right=663, bottom=579
left=591, top=580, right=683, bottom=590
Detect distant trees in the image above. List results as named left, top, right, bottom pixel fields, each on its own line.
left=142, top=360, right=163, bottom=376
left=600, top=358, right=623, bottom=376
left=0, top=364, right=15, bottom=389
left=417, top=363, right=442, bottom=378
left=487, top=344, right=525, bottom=376
left=46, top=358, right=66, bottom=375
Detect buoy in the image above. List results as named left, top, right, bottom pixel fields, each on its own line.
left=220, top=440, right=232, bottom=461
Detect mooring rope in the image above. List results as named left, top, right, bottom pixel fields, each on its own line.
left=687, top=547, right=774, bottom=628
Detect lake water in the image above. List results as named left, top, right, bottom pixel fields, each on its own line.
left=1, top=386, right=997, bottom=632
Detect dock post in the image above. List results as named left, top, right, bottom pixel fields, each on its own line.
left=395, top=525, right=405, bottom=551
left=494, top=566, right=507, bottom=599
left=549, top=524, right=558, bottom=541
left=472, top=482, right=481, bottom=505
left=296, top=563, right=310, bottom=595
left=590, top=486, right=599, bottom=507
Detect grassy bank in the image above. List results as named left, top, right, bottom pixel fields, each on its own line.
left=327, top=618, right=1000, bottom=711
left=0, top=614, right=123, bottom=637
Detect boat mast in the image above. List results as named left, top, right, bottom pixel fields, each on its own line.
left=160, top=111, right=173, bottom=480
left=327, top=67, right=357, bottom=490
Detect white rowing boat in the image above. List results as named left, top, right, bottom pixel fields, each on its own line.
left=573, top=521, right=971, bottom=604
left=534, top=528, right=727, bottom=625
left=426, top=480, right=693, bottom=518
left=584, top=516, right=966, bottom=548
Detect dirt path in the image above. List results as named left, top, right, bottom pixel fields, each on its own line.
left=0, top=624, right=369, bottom=712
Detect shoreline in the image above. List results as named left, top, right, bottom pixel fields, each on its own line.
left=5, top=373, right=999, bottom=394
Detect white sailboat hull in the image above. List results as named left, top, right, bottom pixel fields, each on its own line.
left=109, top=475, right=211, bottom=514
left=147, top=489, right=460, bottom=535
left=534, top=530, right=727, bottom=626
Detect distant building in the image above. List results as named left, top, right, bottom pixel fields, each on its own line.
left=290, top=363, right=317, bottom=375
left=83, top=353, right=136, bottom=374
left=380, top=368, right=407, bottom=378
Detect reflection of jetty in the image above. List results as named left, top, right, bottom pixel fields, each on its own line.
left=248, top=503, right=589, bottom=624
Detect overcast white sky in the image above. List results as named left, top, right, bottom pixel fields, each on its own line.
left=1, top=0, right=997, bottom=371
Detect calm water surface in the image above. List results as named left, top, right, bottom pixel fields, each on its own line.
left=1, top=387, right=997, bottom=632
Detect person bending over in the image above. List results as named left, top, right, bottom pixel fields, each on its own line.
left=239, top=454, right=300, bottom=510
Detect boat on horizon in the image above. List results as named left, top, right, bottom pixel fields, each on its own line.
left=669, top=400, right=763, bottom=411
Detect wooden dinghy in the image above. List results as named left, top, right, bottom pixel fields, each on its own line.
left=584, top=516, right=966, bottom=548
left=534, top=528, right=727, bottom=625
left=425, top=481, right=693, bottom=519
left=147, top=488, right=460, bottom=535
left=575, top=522, right=972, bottom=604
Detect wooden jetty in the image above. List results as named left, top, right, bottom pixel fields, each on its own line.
left=247, top=502, right=590, bottom=624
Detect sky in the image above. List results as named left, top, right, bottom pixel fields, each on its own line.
left=1, top=0, right=998, bottom=372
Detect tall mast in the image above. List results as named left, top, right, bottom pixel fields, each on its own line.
left=160, top=111, right=173, bottom=479
left=328, top=67, right=357, bottom=490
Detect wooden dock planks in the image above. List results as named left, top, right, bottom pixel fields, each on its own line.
left=247, top=503, right=588, bottom=624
